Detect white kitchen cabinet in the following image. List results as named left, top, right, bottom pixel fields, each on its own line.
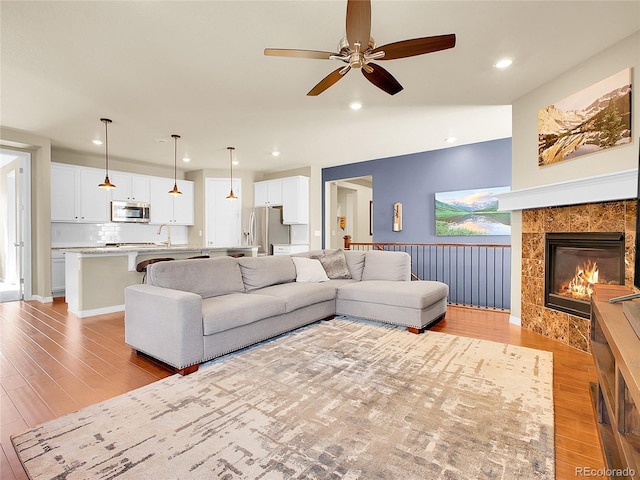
left=110, top=172, right=150, bottom=203
left=205, top=177, right=241, bottom=247
left=79, top=169, right=110, bottom=222
left=51, top=163, right=109, bottom=222
left=51, top=163, right=78, bottom=221
left=51, top=250, right=65, bottom=297
left=281, top=176, right=309, bottom=224
left=172, top=180, right=194, bottom=225
left=149, top=178, right=194, bottom=225
left=254, top=179, right=283, bottom=206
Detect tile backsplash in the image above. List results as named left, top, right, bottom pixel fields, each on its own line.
left=51, top=222, right=189, bottom=247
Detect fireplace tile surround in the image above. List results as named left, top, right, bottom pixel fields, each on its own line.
left=521, top=200, right=636, bottom=353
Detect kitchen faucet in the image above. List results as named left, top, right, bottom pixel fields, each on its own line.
left=157, top=224, right=171, bottom=247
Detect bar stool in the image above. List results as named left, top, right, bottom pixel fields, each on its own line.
left=136, top=257, right=174, bottom=283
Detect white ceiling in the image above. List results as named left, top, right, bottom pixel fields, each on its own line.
left=1, top=1, right=639, bottom=174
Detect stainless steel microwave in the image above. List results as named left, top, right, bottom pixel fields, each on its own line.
left=111, top=201, right=151, bottom=223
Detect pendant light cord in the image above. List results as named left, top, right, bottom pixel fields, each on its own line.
left=169, top=134, right=182, bottom=195
left=227, top=147, right=237, bottom=199
left=104, top=121, right=109, bottom=175
left=98, top=118, right=115, bottom=189
left=174, top=136, right=178, bottom=181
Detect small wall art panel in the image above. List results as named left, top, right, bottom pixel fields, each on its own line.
left=435, top=186, right=511, bottom=236
left=538, top=68, right=632, bottom=166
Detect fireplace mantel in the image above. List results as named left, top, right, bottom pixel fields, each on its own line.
left=496, top=169, right=636, bottom=211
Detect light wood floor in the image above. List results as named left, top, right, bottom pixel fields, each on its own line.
left=1, top=301, right=605, bottom=479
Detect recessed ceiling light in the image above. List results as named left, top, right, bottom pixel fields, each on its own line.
left=445, top=136, right=457, bottom=143
left=494, top=58, right=512, bottom=69
left=182, top=156, right=191, bottom=163
left=232, top=160, right=239, bottom=166
left=271, top=151, right=281, bottom=157
left=349, top=102, right=362, bottom=110
left=92, top=139, right=103, bottom=145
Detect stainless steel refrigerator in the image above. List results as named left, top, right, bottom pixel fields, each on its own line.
left=249, top=206, right=290, bottom=255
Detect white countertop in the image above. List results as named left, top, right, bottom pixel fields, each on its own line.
left=56, top=244, right=257, bottom=254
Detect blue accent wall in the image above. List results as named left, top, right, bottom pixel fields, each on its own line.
left=322, top=138, right=512, bottom=245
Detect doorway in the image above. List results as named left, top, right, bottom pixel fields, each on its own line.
left=0, top=148, right=31, bottom=302
left=324, top=176, right=372, bottom=249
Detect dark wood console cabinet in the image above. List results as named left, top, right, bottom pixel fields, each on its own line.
left=591, top=285, right=640, bottom=479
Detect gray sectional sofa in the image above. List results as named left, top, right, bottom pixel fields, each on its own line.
left=124, top=249, right=448, bottom=374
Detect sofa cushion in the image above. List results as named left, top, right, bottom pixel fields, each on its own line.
left=237, top=256, right=296, bottom=292
left=313, top=249, right=352, bottom=279
left=337, top=281, right=448, bottom=309
left=344, top=250, right=366, bottom=281
left=147, top=256, right=245, bottom=298
left=362, top=251, right=411, bottom=281
left=251, top=282, right=337, bottom=313
left=292, top=257, right=329, bottom=283
left=201, top=293, right=286, bottom=335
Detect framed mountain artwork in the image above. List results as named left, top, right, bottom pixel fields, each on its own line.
left=435, top=186, right=511, bottom=236
left=538, top=68, right=631, bottom=166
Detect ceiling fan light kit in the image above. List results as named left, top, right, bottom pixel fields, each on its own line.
left=264, top=0, right=455, bottom=96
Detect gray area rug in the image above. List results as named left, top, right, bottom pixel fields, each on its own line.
left=12, top=317, right=554, bottom=479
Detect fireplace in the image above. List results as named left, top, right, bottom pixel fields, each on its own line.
left=544, top=232, right=625, bottom=318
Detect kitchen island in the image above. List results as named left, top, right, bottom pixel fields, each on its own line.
left=59, top=244, right=258, bottom=318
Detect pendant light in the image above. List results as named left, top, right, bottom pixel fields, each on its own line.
left=226, top=146, right=238, bottom=200
left=168, top=134, right=182, bottom=196
left=98, top=118, right=116, bottom=189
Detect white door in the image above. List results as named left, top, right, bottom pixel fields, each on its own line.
left=1, top=149, right=31, bottom=302
left=205, top=178, right=241, bottom=247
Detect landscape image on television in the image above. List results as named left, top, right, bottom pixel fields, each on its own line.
left=435, top=186, right=511, bottom=236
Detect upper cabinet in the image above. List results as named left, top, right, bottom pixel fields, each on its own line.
left=79, top=169, right=110, bottom=222
left=282, top=176, right=309, bottom=224
left=51, top=162, right=193, bottom=225
left=254, top=179, right=283, bottom=206
left=149, top=178, right=194, bottom=225
left=51, top=163, right=109, bottom=222
left=51, top=163, right=78, bottom=222
left=110, top=172, right=150, bottom=203
left=254, top=176, right=309, bottom=224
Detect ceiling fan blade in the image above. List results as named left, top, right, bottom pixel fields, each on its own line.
left=307, top=67, right=351, bottom=96
left=361, top=63, right=403, bottom=95
left=372, top=34, right=456, bottom=60
left=264, top=48, right=337, bottom=60
left=346, top=0, right=371, bottom=50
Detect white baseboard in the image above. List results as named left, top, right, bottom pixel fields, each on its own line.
left=509, top=315, right=521, bottom=326
left=29, top=294, right=54, bottom=303
left=68, top=304, right=125, bottom=318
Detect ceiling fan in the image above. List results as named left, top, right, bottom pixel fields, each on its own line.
left=264, top=0, right=456, bottom=96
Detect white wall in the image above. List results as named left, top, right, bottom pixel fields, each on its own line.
left=509, top=31, right=640, bottom=322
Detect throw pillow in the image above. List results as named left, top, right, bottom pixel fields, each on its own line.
left=292, top=257, right=329, bottom=283
left=313, top=249, right=352, bottom=279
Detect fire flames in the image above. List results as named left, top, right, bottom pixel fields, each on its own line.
left=560, top=260, right=600, bottom=299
